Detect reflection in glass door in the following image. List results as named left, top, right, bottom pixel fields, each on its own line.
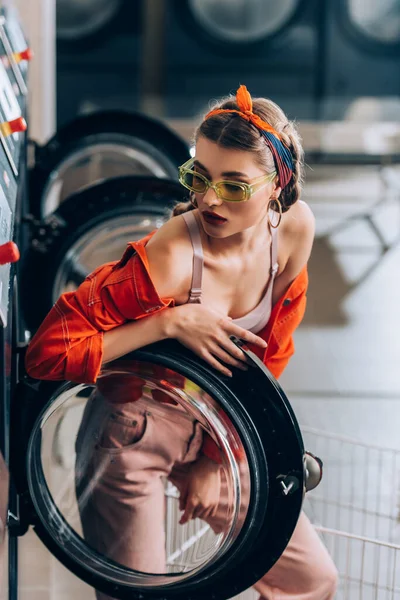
left=28, top=365, right=252, bottom=586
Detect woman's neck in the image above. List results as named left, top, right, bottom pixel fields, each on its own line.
left=194, top=209, right=270, bottom=260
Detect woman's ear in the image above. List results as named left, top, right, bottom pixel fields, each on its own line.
left=271, top=181, right=282, bottom=199
left=271, top=175, right=282, bottom=200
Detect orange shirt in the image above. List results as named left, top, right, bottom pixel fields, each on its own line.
left=25, top=230, right=308, bottom=384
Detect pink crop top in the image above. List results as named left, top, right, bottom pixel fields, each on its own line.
left=181, top=211, right=279, bottom=334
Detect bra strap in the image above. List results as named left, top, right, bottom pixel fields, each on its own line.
left=181, top=211, right=204, bottom=303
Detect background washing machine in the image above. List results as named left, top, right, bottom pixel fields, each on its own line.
left=164, top=0, right=322, bottom=120
left=322, top=0, right=400, bottom=119
left=27, top=109, right=190, bottom=218
left=56, top=0, right=143, bottom=127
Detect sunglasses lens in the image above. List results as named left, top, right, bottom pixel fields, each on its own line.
left=180, top=169, right=207, bottom=194
left=216, top=182, right=246, bottom=202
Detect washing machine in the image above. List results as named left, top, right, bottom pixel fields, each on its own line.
left=322, top=0, right=400, bottom=119
left=56, top=0, right=143, bottom=126
left=8, top=336, right=310, bottom=600
left=164, top=0, right=322, bottom=120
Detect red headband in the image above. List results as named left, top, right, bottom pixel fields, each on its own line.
left=204, top=85, right=293, bottom=189
left=205, top=85, right=281, bottom=138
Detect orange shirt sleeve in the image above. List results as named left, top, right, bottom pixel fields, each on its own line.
left=263, top=272, right=308, bottom=379
left=25, top=242, right=174, bottom=384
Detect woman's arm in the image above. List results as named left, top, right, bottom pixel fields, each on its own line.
left=101, top=310, right=170, bottom=364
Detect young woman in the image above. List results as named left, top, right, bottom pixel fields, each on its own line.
left=26, top=85, right=338, bottom=599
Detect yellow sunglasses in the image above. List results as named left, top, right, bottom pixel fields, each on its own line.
left=178, top=158, right=277, bottom=203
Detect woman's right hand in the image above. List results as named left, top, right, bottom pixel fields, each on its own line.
left=164, top=304, right=267, bottom=377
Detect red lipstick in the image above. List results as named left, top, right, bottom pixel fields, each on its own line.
left=202, top=211, right=227, bottom=226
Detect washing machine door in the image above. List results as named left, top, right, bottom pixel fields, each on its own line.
left=12, top=340, right=305, bottom=600
left=29, top=111, right=189, bottom=218
left=182, top=0, right=306, bottom=50
left=342, top=0, right=400, bottom=54
left=21, top=176, right=187, bottom=333
left=56, top=0, right=123, bottom=43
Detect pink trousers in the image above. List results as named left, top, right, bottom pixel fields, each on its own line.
left=75, top=394, right=338, bottom=600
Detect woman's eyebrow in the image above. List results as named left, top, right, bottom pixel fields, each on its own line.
left=193, top=159, right=209, bottom=172
left=221, top=170, right=249, bottom=178
left=194, top=160, right=249, bottom=179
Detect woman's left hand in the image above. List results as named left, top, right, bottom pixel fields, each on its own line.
left=179, top=455, right=221, bottom=524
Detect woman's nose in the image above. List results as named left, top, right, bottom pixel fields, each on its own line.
left=203, top=186, right=223, bottom=207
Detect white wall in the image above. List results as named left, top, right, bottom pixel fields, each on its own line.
left=13, top=0, right=56, bottom=143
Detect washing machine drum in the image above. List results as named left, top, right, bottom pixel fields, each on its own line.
left=21, top=176, right=187, bottom=333
left=14, top=340, right=305, bottom=599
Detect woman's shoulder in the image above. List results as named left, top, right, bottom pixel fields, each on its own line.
left=274, top=200, right=314, bottom=293
left=144, top=213, right=194, bottom=303
left=281, top=200, right=315, bottom=241
left=145, top=212, right=194, bottom=265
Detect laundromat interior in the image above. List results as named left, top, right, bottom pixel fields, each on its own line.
left=0, top=1, right=400, bottom=599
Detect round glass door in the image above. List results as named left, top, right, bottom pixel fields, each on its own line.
left=21, top=344, right=305, bottom=599
left=41, top=135, right=182, bottom=217
left=188, top=0, right=300, bottom=44
left=347, top=0, right=400, bottom=45
left=56, top=0, right=122, bottom=41
left=29, top=365, right=250, bottom=583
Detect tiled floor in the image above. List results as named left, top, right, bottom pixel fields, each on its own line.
left=12, top=161, right=400, bottom=599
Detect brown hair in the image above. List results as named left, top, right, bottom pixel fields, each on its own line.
left=173, top=94, right=304, bottom=217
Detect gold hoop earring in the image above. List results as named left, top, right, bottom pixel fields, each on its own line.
left=268, top=198, right=282, bottom=229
